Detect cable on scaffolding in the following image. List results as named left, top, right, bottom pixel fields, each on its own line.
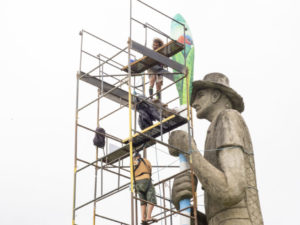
left=154, top=143, right=163, bottom=225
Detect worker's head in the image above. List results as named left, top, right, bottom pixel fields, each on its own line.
left=191, top=73, right=244, bottom=120
left=133, top=152, right=141, bottom=159
left=152, top=38, right=164, bottom=50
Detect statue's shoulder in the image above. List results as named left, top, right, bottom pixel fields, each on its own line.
left=218, top=109, right=243, bottom=121
left=215, top=109, right=250, bottom=149
left=216, top=109, right=248, bottom=133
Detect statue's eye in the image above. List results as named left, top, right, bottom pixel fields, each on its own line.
left=197, top=92, right=203, bottom=98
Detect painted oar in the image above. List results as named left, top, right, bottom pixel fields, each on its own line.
left=171, top=13, right=194, bottom=225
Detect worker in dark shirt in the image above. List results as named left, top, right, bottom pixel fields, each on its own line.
left=133, top=152, right=157, bottom=224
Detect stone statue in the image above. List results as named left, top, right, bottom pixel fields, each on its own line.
left=168, top=73, right=263, bottom=225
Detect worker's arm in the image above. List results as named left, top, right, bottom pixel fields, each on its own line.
left=147, top=159, right=152, bottom=173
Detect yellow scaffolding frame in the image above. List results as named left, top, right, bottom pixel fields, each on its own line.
left=71, top=1, right=198, bottom=224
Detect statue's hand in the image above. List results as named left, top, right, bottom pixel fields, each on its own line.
left=168, top=130, right=197, bottom=157
left=172, top=172, right=198, bottom=210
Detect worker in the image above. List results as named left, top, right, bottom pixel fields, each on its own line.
left=148, top=38, right=164, bottom=101
left=133, top=152, right=157, bottom=225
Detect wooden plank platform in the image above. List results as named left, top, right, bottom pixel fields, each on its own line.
left=79, top=71, right=178, bottom=111
left=100, top=114, right=187, bottom=164
left=122, top=40, right=184, bottom=73
left=100, top=140, right=156, bottom=165
left=79, top=71, right=134, bottom=107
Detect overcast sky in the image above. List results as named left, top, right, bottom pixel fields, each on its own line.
left=1, top=0, right=300, bottom=225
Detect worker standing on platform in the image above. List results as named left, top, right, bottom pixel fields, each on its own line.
left=148, top=38, right=164, bottom=101
left=133, top=152, right=157, bottom=225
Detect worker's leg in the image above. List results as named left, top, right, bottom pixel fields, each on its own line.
left=136, top=180, right=149, bottom=222
left=149, top=75, right=156, bottom=99
left=156, top=79, right=163, bottom=100
left=146, top=182, right=157, bottom=220
left=141, top=204, right=147, bottom=221
left=146, top=204, right=155, bottom=220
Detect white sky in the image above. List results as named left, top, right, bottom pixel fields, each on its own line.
left=1, top=0, right=300, bottom=225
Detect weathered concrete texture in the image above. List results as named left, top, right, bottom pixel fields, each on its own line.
left=168, top=73, right=263, bottom=225
left=168, top=130, right=197, bottom=157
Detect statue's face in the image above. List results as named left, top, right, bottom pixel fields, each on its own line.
left=192, top=89, right=213, bottom=119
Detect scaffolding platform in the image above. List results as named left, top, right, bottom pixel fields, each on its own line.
left=101, top=114, right=187, bottom=164
left=122, top=40, right=185, bottom=73
left=79, top=71, right=179, bottom=113
left=79, top=71, right=133, bottom=107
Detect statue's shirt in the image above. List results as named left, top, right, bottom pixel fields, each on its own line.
left=204, top=109, right=263, bottom=225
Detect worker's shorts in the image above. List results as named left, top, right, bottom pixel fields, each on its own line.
left=135, top=179, right=157, bottom=205
left=148, top=68, right=163, bottom=83
left=149, top=74, right=163, bottom=83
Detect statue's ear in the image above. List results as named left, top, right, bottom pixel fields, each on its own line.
left=211, top=89, right=221, bottom=103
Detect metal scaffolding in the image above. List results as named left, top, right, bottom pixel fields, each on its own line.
left=72, top=1, right=198, bottom=225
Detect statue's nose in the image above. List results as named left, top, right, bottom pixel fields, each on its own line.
left=191, top=101, right=197, bottom=108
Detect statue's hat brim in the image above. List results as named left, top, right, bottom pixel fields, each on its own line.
left=190, top=74, right=244, bottom=113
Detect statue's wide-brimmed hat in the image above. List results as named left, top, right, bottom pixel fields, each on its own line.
left=190, top=73, right=244, bottom=112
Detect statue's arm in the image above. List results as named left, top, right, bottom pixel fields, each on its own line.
left=192, top=146, right=247, bottom=206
